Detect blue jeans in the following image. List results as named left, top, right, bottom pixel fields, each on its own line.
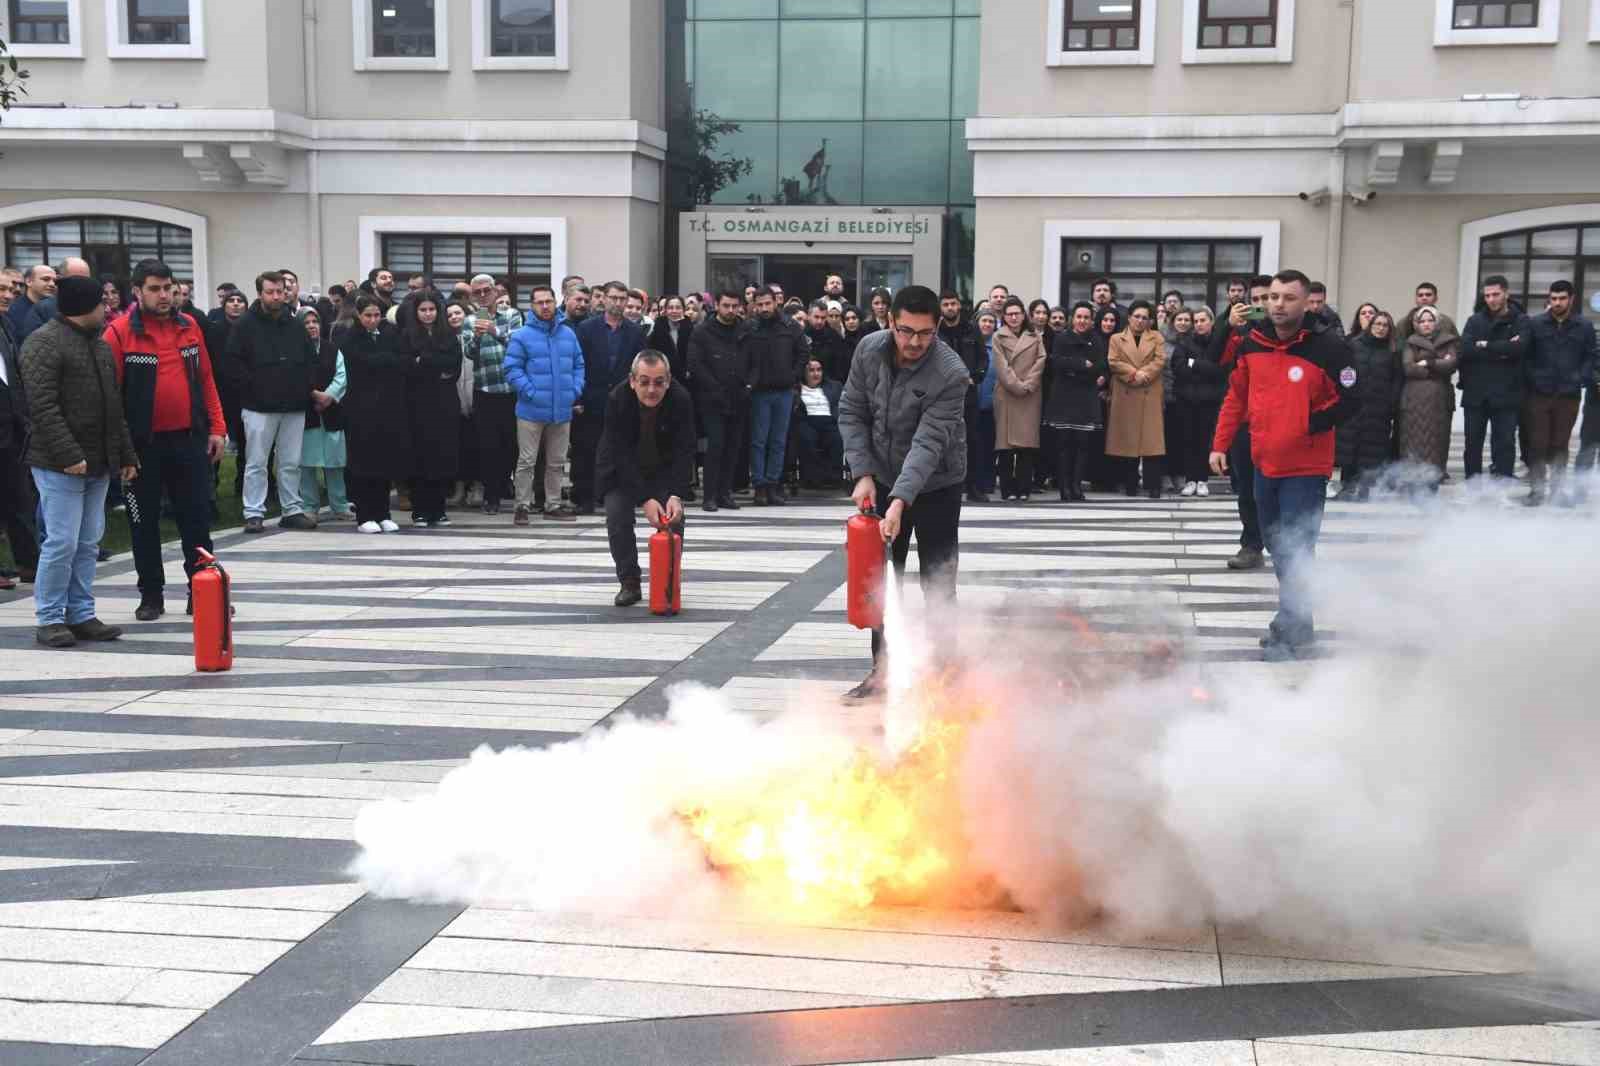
left=1254, top=471, right=1327, bottom=646
left=30, top=468, right=110, bottom=627
left=749, top=389, right=793, bottom=488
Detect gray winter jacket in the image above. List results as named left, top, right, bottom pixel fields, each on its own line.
left=839, top=329, right=968, bottom=505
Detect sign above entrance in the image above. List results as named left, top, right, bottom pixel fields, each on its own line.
left=687, top=212, right=934, bottom=243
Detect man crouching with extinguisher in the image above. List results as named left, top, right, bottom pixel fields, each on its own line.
left=597, top=350, right=694, bottom=607
left=837, top=285, right=970, bottom=702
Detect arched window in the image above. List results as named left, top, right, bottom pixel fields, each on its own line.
left=3, top=215, right=195, bottom=287
left=1477, top=222, right=1599, bottom=314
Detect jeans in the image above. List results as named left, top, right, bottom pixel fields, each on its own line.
left=1230, top=426, right=1263, bottom=551
left=514, top=418, right=573, bottom=512
left=749, top=389, right=794, bottom=488
left=241, top=409, right=305, bottom=518
left=300, top=466, right=350, bottom=515
left=604, top=488, right=684, bottom=584
left=1462, top=403, right=1519, bottom=480
left=126, top=431, right=213, bottom=602
left=869, top=480, right=962, bottom=664
left=0, top=445, right=40, bottom=572
left=701, top=407, right=745, bottom=503
left=30, top=468, right=109, bottom=627
left=1254, top=471, right=1327, bottom=648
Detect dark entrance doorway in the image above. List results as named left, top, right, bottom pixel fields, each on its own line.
left=761, top=255, right=855, bottom=306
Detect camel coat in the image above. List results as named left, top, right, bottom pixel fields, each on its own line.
left=992, top=325, right=1045, bottom=450
left=1105, top=327, right=1167, bottom=458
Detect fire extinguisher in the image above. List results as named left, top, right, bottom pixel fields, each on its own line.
left=846, top=511, right=887, bottom=630
left=649, top=518, right=683, bottom=616
left=191, top=547, right=233, bottom=673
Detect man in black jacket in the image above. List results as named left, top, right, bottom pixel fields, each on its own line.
left=743, top=289, right=807, bottom=506
left=804, top=300, right=850, bottom=385
left=226, top=271, right=318, bottom=532
left=688, top=291, right=748, bottom=512
left=0, top=274, right=40, bottom=584
left=206, top=289, right=249, bottom=500
left=937, top=291, right=987, bottom=503
left=1458, top=275, right=1529, bottom=482
left=1521, top=279, right=1598, bottom=506
left=597, top=351, right=694, bottom=607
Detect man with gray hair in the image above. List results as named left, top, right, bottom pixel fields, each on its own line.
left=464, top=272, right=524, bottom=514
left=595, top=349, right=694, bottom=607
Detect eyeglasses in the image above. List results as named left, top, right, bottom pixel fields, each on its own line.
left=635, top=378, right=669, bottom=390
left=894, top=326, right=937, bottom=342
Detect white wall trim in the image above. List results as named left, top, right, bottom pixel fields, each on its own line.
left=1590, top=0, right=1600, bottom=41
left=1045, top=0, right=1156, bottom=68
left=471, top=0, right=569, bottom=70
left=3, top=0, right=83, bottom=58
left=1433, top=0, right=1560, bottom=45
left=0, top=197, right=209, bottom=297
left=1182, top=0, right=1295, bottom=64
left=106, top=0, right=206, bottom=59
left=357, top=215, right=568, bottom=287
left=1456, top=202, right=1600, bottom=323
left=1039, top=220, right=1280, bottom=306
left=353, top=0, right=450, bottom=72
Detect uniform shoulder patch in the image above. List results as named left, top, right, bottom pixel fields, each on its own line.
left=1339, top=366, right=1358, bottom=388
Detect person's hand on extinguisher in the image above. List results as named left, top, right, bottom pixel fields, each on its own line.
left=662, top=495, right=683, bottom=526
left=851, top=475, right=875, bottom=514
left=879, top=498, right=905, bottom=543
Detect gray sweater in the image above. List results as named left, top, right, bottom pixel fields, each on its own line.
left=839, top=329, right=968, bottom=505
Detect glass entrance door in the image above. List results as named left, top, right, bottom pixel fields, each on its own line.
left=762, top=255, right=854, bottom=307
left=858, top=257, right=912, bottom=304
left=708, top=255, right=761, bottom=296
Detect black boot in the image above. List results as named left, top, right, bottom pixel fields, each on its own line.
left=718, top=493, right=741, bottom=510
left=614, top=580, right=642, bottom=607
left=754, top=485, right=771, bottom=506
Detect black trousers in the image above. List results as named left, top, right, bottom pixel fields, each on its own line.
left=1229, top=426, right=1263, bottom=551
left=869, top=480, right=962, bottom=663
left=605, top=488, right=684, bottom=584
left=1055, top=429, right=1093, bottom=498
left=126, top=430, right=212, bottom=601
left=473, top=391, right=517, bottom=505
left=702, top=407, right=746, bottom=503
left=995, top=449, right=1036, bottom=498
left=795, top=414, right=844, bottom=485
left=0, top=444, right=39, bottom=572
left=1123, top=455, right=1163, bottom=492
left=570, top=406, right=605, bottom=509
left=456, top=415, right=480, bottom=487
left=963, top=390, right=981, bottom=494
left=411, top=478, right=448, bottom=521
left=1178, top=401, right=1221, bottom=484
left=1463, top=403, right=1519, bottom=479
left=348, top=475, right=391, bottom=524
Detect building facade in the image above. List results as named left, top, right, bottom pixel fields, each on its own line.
left=2, top=1, right=1598, bottom=322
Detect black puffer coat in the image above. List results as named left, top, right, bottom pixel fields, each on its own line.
left=1335, top=331, right=1403, bottom=470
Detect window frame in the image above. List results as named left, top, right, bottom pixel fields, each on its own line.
left=1047, top=0, right=1157, bottom=67
left=353, top=0, right=450, bottom=72
left=1475, top=222, right=1595, bottom=311
left=1061, top=0, right=1143, bottom=55
left=1196, top=0, right=1278, bottom=50
left=1434, top=0, right=1560, bottom=44
left=1040, top=220, right=1281, bottom=313
left=472, top=0, right=568, bottom=70
left=4, top=214, right=196, bottom=284
left=379, top=232, right=555, bottom=307
left=1181, top=0, right=1294, bottom=64
left=4, top=0, right=82, bottom=58
left=105, top=0, right=204, bottom=59
left=1056, top=237, right=1263, bottom=312
left=359, top=216, right=569, bottom=303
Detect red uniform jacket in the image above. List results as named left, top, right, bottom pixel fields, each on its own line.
left=104, top=307, right=226, bottom=443
left=1212, top=321, right=1360, bottom=479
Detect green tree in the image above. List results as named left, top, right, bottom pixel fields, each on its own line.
left=690, top=109, right=753, bottom=205
left=1, top=36, right=30, bottom=117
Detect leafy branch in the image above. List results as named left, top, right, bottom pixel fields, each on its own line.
left=0, top=36, right=30, bottom=117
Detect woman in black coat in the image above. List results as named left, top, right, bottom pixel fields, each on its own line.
left=398, top=294, right=463, bottom=527
left=1170, top=306, right=1228, bottom=496
left=1336, top=310, right=1403, bottom=500
left=647, top=296, right=695, bottom=384
left=1043, top=302, right=1106, bottom=501
left=340, top=296, right=413, bottom=532
left=1087, top=306, right=1122, bottom=490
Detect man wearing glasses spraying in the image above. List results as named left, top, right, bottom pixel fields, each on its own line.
left=838, top=285, right=970, bottom=701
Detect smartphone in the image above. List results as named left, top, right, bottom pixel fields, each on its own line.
left=475, top=306, right=494, bottom=323
left=1243, top=306, right=1267, bottom=321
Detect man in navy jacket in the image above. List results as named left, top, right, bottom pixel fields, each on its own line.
left=571, top=281, right=645, bottom=514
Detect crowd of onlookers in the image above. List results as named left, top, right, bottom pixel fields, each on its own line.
left=0, top=252, right=1595, bottom=649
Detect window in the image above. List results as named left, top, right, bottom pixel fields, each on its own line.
left=1048, top=0, right=1155, bottom=65
left=472, top=0, right=566, bottom=69
left=4, top=216, right=195, bottom=286
left=1063, top=0, right=1141, bottom=51
left=1197, top=0, right=1276, bottom=48
left=105, top=0, right=202, bottom=58
left=7, top=0, right=69, bottom=44
left=381, top=233, right=553, bottom=308
left=1434, top=0, right=1559, bottom=43
left=1477, top=223, right=1598, bottom=314
left=354, top=0, right=448, bottom=70
left=1181, top=0, right=1292, bottom=63
left=1058, top=238, right=1261, bottom=310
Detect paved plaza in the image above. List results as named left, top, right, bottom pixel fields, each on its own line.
left=0, top=487, right=1595, bottom=1066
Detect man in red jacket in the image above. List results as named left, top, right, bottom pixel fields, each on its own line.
left=104, top=259, right=226, bottom=621
left=1210, top=270, right=1360, bottom=662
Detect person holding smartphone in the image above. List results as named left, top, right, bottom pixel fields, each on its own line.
left=1205, top=274, right=1273, bottom=570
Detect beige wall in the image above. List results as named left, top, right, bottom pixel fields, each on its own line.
left=979, top=0, right=1353, bottom=118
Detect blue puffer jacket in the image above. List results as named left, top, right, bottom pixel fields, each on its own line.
left=505, top=314, right=585, bottom=424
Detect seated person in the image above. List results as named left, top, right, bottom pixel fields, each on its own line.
left=793, top=357, right=845, bottom=489
left=596, top=349, right=695, bottom=606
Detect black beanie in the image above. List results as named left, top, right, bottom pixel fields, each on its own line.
left=57, top=275, right=102, bottom=317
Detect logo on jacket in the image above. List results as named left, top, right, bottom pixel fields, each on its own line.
left=1339, top=366, right=1358, bottom=388
left=1287, top=365, right=1304, bottom=383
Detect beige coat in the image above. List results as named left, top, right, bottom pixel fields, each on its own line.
left=992, top=326, right=1045, bottom=450
left=1105, top=328, right=1167, bottom=458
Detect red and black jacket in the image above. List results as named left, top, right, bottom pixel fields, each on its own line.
left=1212, top=318, right=1360, bottom=479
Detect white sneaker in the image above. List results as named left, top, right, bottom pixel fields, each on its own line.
left=379, top=519, right=400, bottom=533
left=357, top=520, right=381, bottom=534
left=1196, top=482, right=1210, bottom=497
left=1180, top=481, right=1198, bottom=497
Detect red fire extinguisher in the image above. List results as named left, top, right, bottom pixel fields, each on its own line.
left=846, top=511, right=887, bottom=630
left=649, top=519, right=683, bottom=616
left=192, top=547, right=233, bottom=673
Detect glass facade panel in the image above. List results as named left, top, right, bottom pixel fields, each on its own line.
left=950, top=18, right=978, bottom=118
left=948, top=122, right=972, bottom=204
left=868, top=0, right=951, bottom=12
left=779, top=20, right=864, bottom=120
left=695, top=0, right=778, bottom=15
left=781, top=0, right=863, bottom=11
left=862, top=121, right=949, bottom=203
left=706, top=121, right=778, bottom=203
left=695, top=21, right=779, bottom=120
left=865, top=18, right=952, bottom=119
left=778, top=123, right=864, bottom=205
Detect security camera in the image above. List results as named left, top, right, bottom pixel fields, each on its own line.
left=1346, top=187, right=1378, bottom=206
left=1298, top=187, right=1330, bottom=206
left=1078, top=251, right=1093, bottom=265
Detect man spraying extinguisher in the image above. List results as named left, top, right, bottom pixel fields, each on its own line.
left=837, top=285, right=970, bottom=702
